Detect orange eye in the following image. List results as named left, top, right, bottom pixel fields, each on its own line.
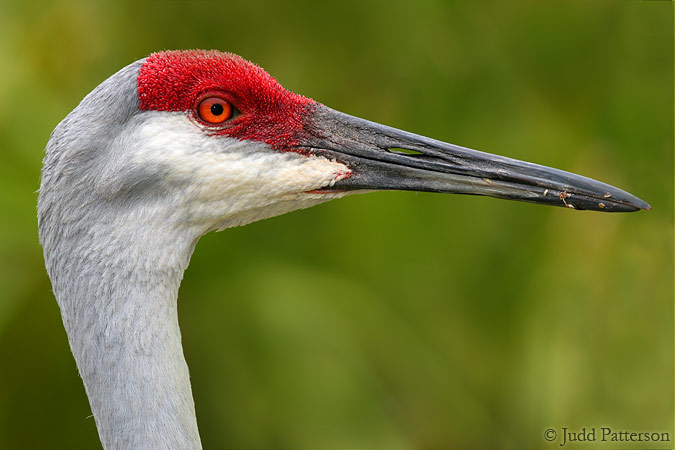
left=197, top=96, right=233, bottom=125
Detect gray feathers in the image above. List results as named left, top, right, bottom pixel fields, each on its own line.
left=38, top=59, right=202, bottom=450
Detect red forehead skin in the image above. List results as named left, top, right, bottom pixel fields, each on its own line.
left=138, top=50, right=316, bottom=150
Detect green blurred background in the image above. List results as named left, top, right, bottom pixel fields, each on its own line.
left=0, top=1, right=672, bottom=449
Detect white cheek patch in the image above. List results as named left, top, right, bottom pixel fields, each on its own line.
left=118, top=111, right=352, bottom=231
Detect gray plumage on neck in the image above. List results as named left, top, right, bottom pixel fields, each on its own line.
left=38, top=60, right=202, bottom=450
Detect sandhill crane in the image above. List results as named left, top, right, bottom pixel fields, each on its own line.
left=37, top=50, right=649, bottom=450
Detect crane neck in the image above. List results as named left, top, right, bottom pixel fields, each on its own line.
left=37, top=58, right=204, bottom=449
left=44, top=219, right=202, bottom=450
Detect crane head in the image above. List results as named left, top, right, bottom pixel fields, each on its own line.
left=41, top=50, right=649, bottom=242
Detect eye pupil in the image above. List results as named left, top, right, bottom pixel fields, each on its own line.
left=211, top=103, right=224, bottom=116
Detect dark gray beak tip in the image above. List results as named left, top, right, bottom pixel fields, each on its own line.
left=585, top=197, right=650, bottom=213
left=540, top=184, right=651, bottom=213
left=631, top=198, right=652, bottom=212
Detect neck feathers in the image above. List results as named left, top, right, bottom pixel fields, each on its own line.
left=41, top=212, right=202, bottom=449
left=39, top=75, right=204, bottom=447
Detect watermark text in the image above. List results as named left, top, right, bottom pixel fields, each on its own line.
left=544, top=426, right=671, bottom=447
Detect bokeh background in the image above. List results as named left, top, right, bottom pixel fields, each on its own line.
left=0, top=1, right=672, bottom=449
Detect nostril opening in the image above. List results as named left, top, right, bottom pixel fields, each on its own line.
left=387, top=147, right=424, bottom=156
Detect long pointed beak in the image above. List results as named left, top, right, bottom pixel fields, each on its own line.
left=301, top=104, right=650, bottom=212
